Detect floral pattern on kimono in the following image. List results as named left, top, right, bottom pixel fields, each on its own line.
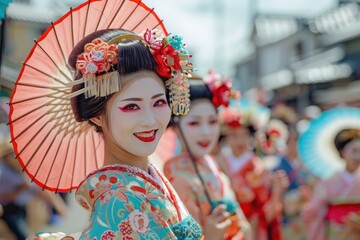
left=218, top=151, right=283, bottom=240
left=164, top=153, right=251, bottom=240
left=75, top=163, right=203, bottom=240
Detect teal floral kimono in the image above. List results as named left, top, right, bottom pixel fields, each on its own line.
left=75, top=163, right=203, bottom=240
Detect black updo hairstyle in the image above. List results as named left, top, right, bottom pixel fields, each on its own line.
left=334, top=129, right=360, bottom=157
left=68, top=29, right=167, bottom=132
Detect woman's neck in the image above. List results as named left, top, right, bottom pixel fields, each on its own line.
left=232, top=147, right=248, bottom=158
left=345, top=163, right=359, bottom=174
left=103, top=139, right=149, bottom=172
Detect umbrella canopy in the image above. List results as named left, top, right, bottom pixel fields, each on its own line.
left=9, top=0, right=167, bottom=192
left=298, top=107, right=360, bottom=179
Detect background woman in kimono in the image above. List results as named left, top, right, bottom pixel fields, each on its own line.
left=10, top=1, right=204, bottom=238
left=301, top=128, right=360, bottom=240
left=216, top=108, right=288, bottom=240
left=163, top=75, right=252, bottom=240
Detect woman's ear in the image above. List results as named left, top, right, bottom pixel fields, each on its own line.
left=90, top=115, right=104, bottom=128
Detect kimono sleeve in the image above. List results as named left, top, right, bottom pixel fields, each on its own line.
left=79, top=189, right=176, bottom=240
left=166, top=172, right=205, bottom=227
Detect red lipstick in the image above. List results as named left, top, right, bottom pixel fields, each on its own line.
left=134, top=130, right=157, bottom=142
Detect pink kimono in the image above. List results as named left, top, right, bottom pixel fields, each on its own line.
left=302, top=170, right=360, bottom=240
left=164, top=153, right=252, bottom=240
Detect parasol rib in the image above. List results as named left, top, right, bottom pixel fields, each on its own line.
left=42, top=129, right=67, bottom=190
left=31, top=125, right=62, bottom=184
left=69, top=133, right=80, bottom=191
left=33, top=40, right=73, bottom=82
left=27, top=103, right=72, bottom=175
left=23, top=63, right=69, bottom=86
left=14, top=99, right=68, bottom=158
left=105, top=0, right=126, bottom=29
left=70, top=7, right=75, bottom=50
left=82, top=0, right=91, bottom=39
left=51, top=111, right=74, bottom=122
left=10, top=99, right=66, bottom=142
left=55, top=136, right=72, bottom=193
left=120, top=1, right=140, bottom=29
left=68, top=123, right=92, bottom=190
left=10, top=91, right=66, bottom=105
left=152, top=19, right=164, bottom=31
left=95, top=0, right=108, bottom=31
left=70, top=123, right=91, bottom=136
left=22, top=109, right=65, bottom=171
left=9, top=98, right=59, bottom=125
left=58, top=113, right=80, bottom=136
left=130, top=8, right=154, bottom=32
left=51, top=22, right=72, bottom=72
left=44, top=108, right=76, bottom=192
left=15, top=82, right=69, bottom=92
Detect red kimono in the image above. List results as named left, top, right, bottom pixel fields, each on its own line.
left=218, top=150, right=283, bottom=240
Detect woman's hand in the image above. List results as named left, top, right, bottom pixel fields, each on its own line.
left=343, top=212, right=360, bottom=237
left=264, top=170, right=289, bottom=222
left=203, top=204, right=231, bottom=240
left=236, top=187, right=255, bottom=203
left=271, top=170, right=289, bottom=201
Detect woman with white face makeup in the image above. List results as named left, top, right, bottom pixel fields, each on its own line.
left=218, top=108, right=288, bottom=240
left=163, top=75, right=252, bottom=240
left=9, top=0, right=203, bottom=238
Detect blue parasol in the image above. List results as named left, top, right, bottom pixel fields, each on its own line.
left=298, top=107, right=360, bottom=179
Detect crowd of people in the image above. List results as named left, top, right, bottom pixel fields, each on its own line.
left=1, top=0, right=360, bottom=239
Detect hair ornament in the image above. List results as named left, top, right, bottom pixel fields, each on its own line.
left=142, top=29, right=193, bottom=115
left=204, top=70, right=239, bottom=108
left=70, top=30, right=193, bottom=116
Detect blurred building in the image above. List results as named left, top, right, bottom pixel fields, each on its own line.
left=236, top=0, right=360, bottom=112
left=0, top=0, right=81, bottom=93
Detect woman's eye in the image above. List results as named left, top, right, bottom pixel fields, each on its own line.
left=154, top=99, right=167, bottom=107
left=187, top=121, right=199, bottom=126
left=119, top=104, right=140, bottom=112
left=209, top=119, right=218, bottom=125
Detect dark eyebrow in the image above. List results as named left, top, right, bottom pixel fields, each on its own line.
left=152, top=93, right=165, bottom=99
left=121, top=93, right=165, bottom=102
left=121, top=98, right=142, bottom=102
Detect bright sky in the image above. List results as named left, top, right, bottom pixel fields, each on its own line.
left=142, top=0, right=338, bottom=76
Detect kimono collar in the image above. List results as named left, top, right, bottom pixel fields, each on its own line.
left=75, top=163, right=166, bottom=211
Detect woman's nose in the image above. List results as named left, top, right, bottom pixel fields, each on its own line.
left=201, top=124, right=211, bottom=134
left=142, top=108, right=157, bottom=126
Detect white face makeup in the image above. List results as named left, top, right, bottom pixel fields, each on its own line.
left=179, top=99, right=220, bottom=157
left=343, top=139, right=360, bottom=164
left=227, top=127, right=252, bottom=156
left=106, top=72, right=171, bottom=157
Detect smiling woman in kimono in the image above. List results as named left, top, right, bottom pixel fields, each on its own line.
left=163, top=73, right=252, bottom=240
left=10, top=0, right=204, bottom=237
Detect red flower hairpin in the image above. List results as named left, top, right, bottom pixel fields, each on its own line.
left=204, top=70, right=239, bottom=108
